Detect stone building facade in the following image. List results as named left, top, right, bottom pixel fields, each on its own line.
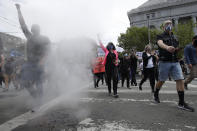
left=127, top=0, right=197, bottom=34
left=0, top=32, right=25, bottom=56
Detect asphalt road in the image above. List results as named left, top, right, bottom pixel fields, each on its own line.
left=0, top=80, right=197, bottom=131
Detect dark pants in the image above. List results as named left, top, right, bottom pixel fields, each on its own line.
left=0, top=68, right=4, bottom=86
left=94, top=72, right=104, bottom=87
left=140, top=67, right=155, bottom=91
left=121, top=72, right=130, bottom=88
left=21, top=62, right=44, bottom=98
left=106, top=66, right=118, bottom=95
left=131, top=67, right=137, bottom=85
left=155, top=67, right=159, bottom=81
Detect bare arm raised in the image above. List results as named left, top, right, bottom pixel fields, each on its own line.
left=15, top=4, right=31, bottom=39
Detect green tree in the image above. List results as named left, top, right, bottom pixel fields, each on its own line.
left=118, top=27, right=161, bottom=52
left=175, top=20, right=194, bottom=58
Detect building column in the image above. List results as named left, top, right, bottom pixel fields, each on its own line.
left=174, top=18, right=179, bottom=31
left=175, top=18, right=178, bottom=25
left=192, top=16, right=197, bottom=35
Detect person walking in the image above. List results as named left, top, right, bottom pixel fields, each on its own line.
left=99, top=39, right=119, bottom=98
left=154, top=20, right=194, bottom=112
left=139, top=45, right=157, bottom=93
left=184, top=35, right=197, bottom=90
left=120, top=54, right=131, bottom=89
left=130, top=50, right=138, bottom=86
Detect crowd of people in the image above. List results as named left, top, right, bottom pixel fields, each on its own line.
left=0, top=4, right=196, bottom=112
left=0, top=4, right=50, bottom=104
left=93, top=20, right=197, bottom=112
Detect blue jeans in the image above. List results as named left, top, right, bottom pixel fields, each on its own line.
left=158, top=61, right=184, bottom=81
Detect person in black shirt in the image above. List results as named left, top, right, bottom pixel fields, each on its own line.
left=154, top=20, right=194, bottom=112
left=105, top=43, right=119, bottom=98
left=120, top=54, right=131, bottom=89
left=16, top=4, right=50, bottom=99
left=130, top=50, right=138, bottom=86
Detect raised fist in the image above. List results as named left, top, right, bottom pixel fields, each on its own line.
left=15, top=4, right=20, bottom=10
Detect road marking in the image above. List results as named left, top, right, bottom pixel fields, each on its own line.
left=166, top=81, right=197, bottom=88
left=0, top=82, right=195, bottom=131
left=0, top=83, right=93, bottom=131
left=185, top=125, right=196, bottom=130
left=77, top=118, right=150, bottom=131
left=80, top=98, right=178, bottom=105
left=0, top=96, right=181, bottom=131
left=86, top=89, right=197, bottom=95
left=0, top=111, right=37, bottom=131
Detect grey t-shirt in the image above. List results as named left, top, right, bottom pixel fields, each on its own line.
left=27, top=35, right=50, bottom=63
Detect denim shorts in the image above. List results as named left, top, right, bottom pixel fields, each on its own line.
left=21, top=62, right=43, bottom=82
left=158, top=61, right=184, bottom=81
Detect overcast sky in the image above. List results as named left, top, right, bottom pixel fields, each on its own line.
left=0, top=0, right=147, bottom=44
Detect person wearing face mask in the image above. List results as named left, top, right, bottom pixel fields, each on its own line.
left=99, top=39, right=119, bottom=98
left=130, top=50, right=138, bottom=86
left=120, top=53, right=131, bottom=89
left=154, top=20, right=195, bottom=112
left=184, top=35, right=197, bottom=90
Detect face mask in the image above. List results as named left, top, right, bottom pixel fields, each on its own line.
left=109, top=45, right=113, bottom=50
left=165, top=24, right=172, bottom=32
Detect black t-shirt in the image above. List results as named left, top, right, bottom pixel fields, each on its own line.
left=130, top=56, right=137, bottom=69
left=27, top=35, right=50, bottom=63
left=156, top=32, right=179, bottom=62
left=121, top=58, right=130, bottom=72
left=105, top=52, right=116, bottom=69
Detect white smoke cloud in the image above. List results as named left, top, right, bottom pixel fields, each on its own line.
left=0, top=0, right=147, bottom=115
left=0, top=0, right=147, bottom=43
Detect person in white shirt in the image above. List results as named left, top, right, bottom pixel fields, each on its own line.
left=139, top=45, right=157, bottom=93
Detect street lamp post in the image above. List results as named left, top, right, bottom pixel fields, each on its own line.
left=147, top=14, right=151, bottom=44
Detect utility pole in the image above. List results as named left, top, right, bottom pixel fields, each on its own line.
left=147, top=14, right=151, bottom=45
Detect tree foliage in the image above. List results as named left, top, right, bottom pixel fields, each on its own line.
left=118, top=19, right=195, bottom=56
left=118, top=27, right=161, bottom=51
left=175, top=20, right=194, bottom=58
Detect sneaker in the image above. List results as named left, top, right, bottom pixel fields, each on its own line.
left=108, top=93, right=112, bottom=96
left=139, top=85, right=142, bottom=91
left=135, top=83, right=137, bottom=86
left=113, top=94, right=119, bottom=98
left=127, top=87, right=131, bottom=89
left=184, top=83, right=188, bottom=90
left=178, top=102, right=195, bottom=112
left=154, top=93, right=160, bottom=103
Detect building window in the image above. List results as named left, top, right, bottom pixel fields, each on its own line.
left=157, top=12, right=161, bottom=17
left=151, top=13, right=155, bottom=18
left=146, top=14, right=150, bottom=19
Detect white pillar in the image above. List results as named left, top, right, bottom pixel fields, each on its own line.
left=174, top=18, right=179, bottom=31
left=175, top=18, right=178, bottom=25
left=192, top=16, right=197, bottom=35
